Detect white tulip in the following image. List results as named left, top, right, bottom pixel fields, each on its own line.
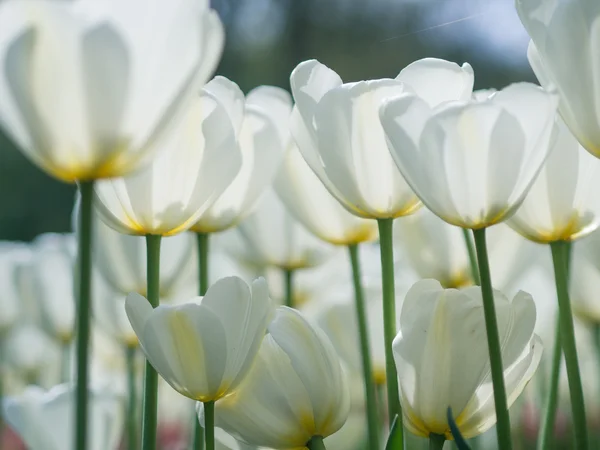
left=0, top=243, right=28, bottom=334
left=274, top=142, right=378, bottom=245
left=317, top=286, right=391, bottom=385
left=219, top=188, right=333, bottom=270
left=3, top=384, right=122, bottom=450
left=29, top=233, right=76, bottom=343
left=508, top=117, right=600, bottom=242
left=380, top=83, right=558, bottom=228
left=3, top=323, right=58, bottom=384
left=571, top=229, right=600, bottom=323
left=94, top=77, right=243, bottom=236
left=126, top=276, right=272, bottom=402
left=92, top=207, right=195, bottom=297
left=205, top=307, right=350, bottom=449
left=289, top=57, right=473, bottom=219
left=0, top=0, right=224, bottom=182
left=516, top=0, right=600, bottom=157
left=396, top=209, right=535, bottom=289
left=393, top=279, right=543, bottom=438
left=191, top=78, right=290, bottom=233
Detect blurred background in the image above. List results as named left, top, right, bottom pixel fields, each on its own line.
left=0, top=0, right=535, bottom=242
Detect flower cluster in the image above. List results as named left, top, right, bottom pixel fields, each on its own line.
left=1, top=0, right=600, bottom=450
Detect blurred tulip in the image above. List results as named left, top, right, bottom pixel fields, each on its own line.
left=190, top=78, right=289, bottom=233
left=516, top=0, right=600, bottom=158
left=126, top=277, right=272, bottom=402
left=2, top=384, right=122, bottom=450
left=274, top=142, right=378, bottom=245
left=3, top=324, right=58, bottom=386
left=289, top=58, right=473, bottom=220
left=571, top=229, right=600, bottom=323
left=508, top=118, right=600, bottom=242
left=395, top=209, right=534, bottom=289
left=219, top=189, right=333, bottom=271
left=393, top=279, right=543, bottom=439
left=94, top=76, right=243, bottom=236
left=0, top=0, right=224, bottom=182
left=0, top=244, right=28, bottom=335
left=380, top=83, right=558, bottom=229
left=92, top=208, right=195, bottom=298
left=206, top=307, right=350, bottom=449
left=317, top=286, right=390, bottom=385
left=29, top=234, right=76, bottom=344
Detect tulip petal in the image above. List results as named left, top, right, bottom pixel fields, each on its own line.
left=204, top=76, right=245, bottom=136
left=396, top=58, right=474, bottom=106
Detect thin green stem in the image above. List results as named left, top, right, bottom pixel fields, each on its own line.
left=284, top=268, right=294, bottom=307
left=461, top=228, right=480, bottom=285
left=75, top=181, right=94, bottom=450
left=537, top=318, right=561, bottom=450
left=377, top=218, right=402, bottom=432
left=125, top=345, right=138, bottom=450
left=141, top=235, right=161, bottom=450
left=472, top=228, right=512, bottom=450
left=197, top=232, right=210, bottom=296
left=204, top=401, right=215, bottom=450
left=193, top=232, right=210, bottom=450
left=429, top=434, right=445, bottom=450
left=348, top=244, right=380, bottom=450
left=307, top=436, right=327, bottom=450
left=60, top=342, right=70, bottom=382
left=550, top=240, right=588, bottom=450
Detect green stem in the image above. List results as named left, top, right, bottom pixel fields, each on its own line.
left=126, top=345, right=138, bottom=450
left=461, top=228, right=480, bottom=285
left=60, top=342, right=70, bottom=383
left=197, top=232, right=210, bottom=296
left=141, top=234, right=161, bottom=450
left=193, top=232, right=210, bottom=450
left=348, top=244, right=380, bottom=450
left=550, top=240, right=588, bottom=449
left=307, top=436, right=327, bottom=450
left=284, top=268, right=294, bottom=308
left=377, top=218, right=402, bottom=431
left=75, top=181, right=94, bottom=450
left=204, top=401, right=215, bottom=450
left=472, top=228, right=512, bottom=450
left=537, top=318, right=561, bottom=450
left=429, top=434, right=445, bottom=450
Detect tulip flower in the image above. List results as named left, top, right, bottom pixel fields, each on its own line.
left=571, top=230, right=600, bottom=324
left=380, top=82, right=557, bottom=449
left=393, top=280, right=542, bottom=447
left=93, top=72, right=243, bottom=450
left=204, top=307, right=350, bottom=450
left=92, top=209, right=195, bottom=298
left=290, top=58, right=475, bottom=433
left=380, top=83, right=558, bottom=230
left=274, top=142, right=378, bottom=246
left=396, top=210, right=534, bottom=289
left=0, top=1, right=225, bottom=448
left=317, top=286, right=390, bottom=385
left=4, top=324, right=58, bottom=386
left=505, top=115, right=600, bottom=448
left=516, top=0, right=600, bottom=158
left=126, top=276, right=272, bottom=450
left=508, top=118, right=600, bottom=243
left=0, top=0, right=224, bottom=183
left=219, top=188, right=333, bottom=291
left=3, top=384, right=122, bottom=450
left=0, top=244, right=28, bottom=335
left=28, top=234, right=76, bottom=345
left=93, top=76, right=243, bottom=237
left=190, top=78, right=289, bottom=234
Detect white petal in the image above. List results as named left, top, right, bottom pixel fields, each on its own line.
left=396, top=58, right=474, bottom=106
